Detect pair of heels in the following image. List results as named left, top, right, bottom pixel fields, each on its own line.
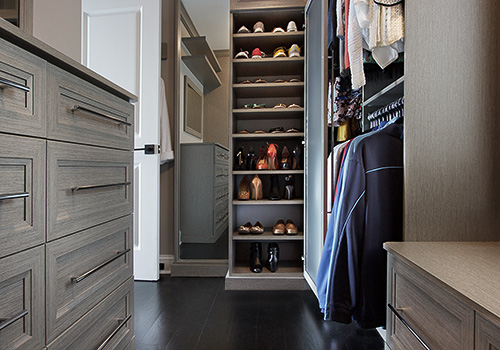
left=235, top=146, right=257, bottom=170
left=270, top=174, right=296, bottom=200
left=256, top=143, right=279, bottom=170
left=272, top=219, right=298, bottom=235
left=237, top=175, right=263, bottom=200
left=238, top=221, right=264, bottom=234
left=281, top=145, right=302, bottom=170
left=250, top=242, right=279, bottom=273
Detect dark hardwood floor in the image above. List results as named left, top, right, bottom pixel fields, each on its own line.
left=134, top=276, right=385, bottom=350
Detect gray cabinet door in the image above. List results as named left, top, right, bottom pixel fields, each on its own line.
left=0, top=134, right=45, bottom=258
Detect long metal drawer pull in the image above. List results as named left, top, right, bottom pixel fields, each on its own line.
left=0, top=310, right=29, bottom=331
left=72, top=182, right=131, bottom=192
left=388, top=304, right=431, bottom=350
left=71, top=249, right=130, bottom=283
left=0, top=192, right=29, bottom=201
left=0, top=77, right=30, bottom=92
left=97, top=314, right=132, bottom=350
left=71, top=104, right=132, bottom=126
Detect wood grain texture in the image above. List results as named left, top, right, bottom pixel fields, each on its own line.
left=46, top=141, right=133, bottom=241
left=476, top=313, right=500, bottom=350
left=0, top=134, right=45, bottom=258
left=404, top=0, right=500, bottom=241
left=384, top=242, right=500, bottom=321
left=0, top=246, right=45, bottom=350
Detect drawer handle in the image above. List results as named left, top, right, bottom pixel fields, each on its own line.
left=72, top=182, right=131, bottom=192
left=0, top=77, right=30, bottom=92
left=388, top=304, right=432, bottom=350
left=72, top=249, right=130, bottom=283
left=0, top=309, right=29, bottom=331
left=0, top=192, right=29, bottom=201
left=97, top=314, right=132, bottom=350
left=71, top=104, right=132, bottom=126
left=216, top=174, right=228, bottom=178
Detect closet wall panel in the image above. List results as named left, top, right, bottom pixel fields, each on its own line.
left=404, top=0, right=500, bottom=241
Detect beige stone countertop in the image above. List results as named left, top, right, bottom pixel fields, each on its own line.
left=0, top=18, right=136, bottom=102
left=384, top=241, right=500, bottom=321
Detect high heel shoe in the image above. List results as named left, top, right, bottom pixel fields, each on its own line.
left=235, top=146, right=246, bottom=170
left=250, top=242, right=263, bottom=273
left=284, top=174, right=295, bottom=200
left=256, top=145, right=268, bottom=170
left=251, top=175, right=263, bottom=200
left=266, top=243, right=279, bottom=272
left=292, top=145, right=302, bottom=170
left=279, top=145, right=292, bottom=170
left=246, top=148, right=256, bottom=170
left=237, top=175, right=250, bottom=200
left=269, top=174, right=281, bottom=200
left=267, top=143, right=279, bottom=170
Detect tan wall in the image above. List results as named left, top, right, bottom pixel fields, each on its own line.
left=404, top=0, right=500, bottom=241
left=32, top=0, right=81, bottom=62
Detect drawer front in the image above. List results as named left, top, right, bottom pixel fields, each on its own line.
left=47, top=141, right=133, bottom=241
left=0, top=134, right=45, bottom=258
left=214, top=146, right=229, bottom=166
left=387, top=255, right=474, bottom=350
left=214, top=193, right=228, bottom=234
left=0, top=246, right=45, bottom=350
left=215, top=185, right=229, bottom=207
left=47, top=278, right=134, bottom=350
left=47, top=64, right=133, bottom=150
left=46, top=215, right=133, bottom=342
left=214, top=162, right=229, bottom=187
left=0, top=37, right=46, bottom=137
left=476, top=313, right=500, bottom=350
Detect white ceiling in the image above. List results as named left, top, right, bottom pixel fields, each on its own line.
left=181, top=0, right=230, bottom=50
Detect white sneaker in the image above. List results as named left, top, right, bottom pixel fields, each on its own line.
left=287, top=21, right=298, bottom=32
left=237, top=26, right=250, bottom=33
left=288, top=44, right=301, bottom=58
left=253, top=21, right=264, bottom=33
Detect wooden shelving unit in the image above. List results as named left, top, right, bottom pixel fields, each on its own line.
left=181, top=36, right=222, bottom=92
left=226, top=7, right=307, bottom=290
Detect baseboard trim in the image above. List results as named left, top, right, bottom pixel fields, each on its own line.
left=160, top=254, right=175, bottom=274
left=170, top=263, right=228, bottom=277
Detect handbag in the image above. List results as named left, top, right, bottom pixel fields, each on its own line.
left=373, top=0, right=403, bottom=6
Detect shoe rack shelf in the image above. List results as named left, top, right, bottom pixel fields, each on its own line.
left=227, top=6, right=307, bottom=290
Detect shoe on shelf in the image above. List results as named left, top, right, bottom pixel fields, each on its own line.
left=287, top=103, right=302, bottom=108
left=252, top=48, right=265, bottom=58
left=237, top=175, right=251, bottom=200
left=237, top=25, right=250, bottom=33
left=246, top=148, right=256, bottom=170
left=292, top=145, right=302, bottom=170
left=284, top=174, right=295, bottom=199
left=266, top=243, right=279, bottom=272
left=235, top=146, right=246, bottom=170
left=272, top=103, right=287, bottom=109
left=267, top=143, right=279, bottom=170
left=253, top=21, right=265, bottom=33
left=250, top=242, right=263, bottom=273
left=273, top=219, right=286, bottom=235
left=251, top=221, right=264, bottom=234
left=269, top=126, right=284, bottom=133
left=269, top=174, right=281, bottom=200
left=256, top=154, right=268, bottom=170
left=238, top=222, right=252, bottom=234
left=287, top=20, right=298, bottom=32
left=288, top=44, right=301, bottom=58
left=280, top=146, right=292, bottom=170
left=251, top=175, right=263, bottom=200
left=272, top=27, right=285, bottom=33
left=254, top=78, right=268, bottom=83
left=273, top=46, right=287, bottom=58
left=286, top=127, right=300, bottom=133
left=285, top=219, right=299, bottom=235
left=234, top=50, right=249, bottom=59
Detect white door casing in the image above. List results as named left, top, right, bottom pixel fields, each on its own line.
left=82, top=0, right=161, bottom=280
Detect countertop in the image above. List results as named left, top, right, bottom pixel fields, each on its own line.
left=384, top=241, right=500, bottom=321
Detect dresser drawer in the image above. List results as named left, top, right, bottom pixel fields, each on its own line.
left=0, top=37, right=46, bottom=137
left=46, top=215, right=133, bottom=342
left=47, top=141, right=133, bottom=241
left=0, top=246, right=45, bottom=350
left=0, top=134, right=45, bottom=258
left=47, top=64, right=133, bottom=150
left=214, top=146, right=229, bottom=166
left=47, top=278, right=134, bottom=350
left=214, top=163, right=229, bottom=187
left=476, top=313, right=500, bottom=350
left=387, top=255, right=474, bottom=350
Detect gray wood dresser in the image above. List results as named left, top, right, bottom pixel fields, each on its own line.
left=180, top=143, right=229, bottom=244
left=0, top=19, right=135, bottom=350
left=384, top=242, right=500, bottom=350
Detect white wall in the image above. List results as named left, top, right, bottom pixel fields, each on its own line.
left=32, top=0, right=82, bottom=62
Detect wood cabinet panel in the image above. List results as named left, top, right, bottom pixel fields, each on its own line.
left=476, top=313, right=500, bottom=350
left=0, top=36, right=46, bottom=137
left=47, top=64, right=134, bottom=150
left=47, top=278, right=134, bottom=350
left=45, top=215, right=133, bottom=342
left=47, top=141, right=133, bottom=241
left=0, top=133, right=45, bottom=258
left=0, top=246, right=45, bottom=350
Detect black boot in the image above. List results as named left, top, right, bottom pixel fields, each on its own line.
left=266, top=243, right=279, bottom=272
left=269, top=175, right=281, bottom=200
left=250, top=242, right=263, bottom=273
left=283, top=175, right=295, bottom=200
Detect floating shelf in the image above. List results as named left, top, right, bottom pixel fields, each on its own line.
left=233, top=169, right=304, bottom=175
left=233, top=199, right=304, bottom=205
left=182, top=36, right=221, bottom=72
left=233, top=31, right=305, bottom=50
left=182, top=55, right=222, bottom=92
left=233, top=57, right=304, bottom=77
left=233, top=82, right=304, bottom=98
left=232, top=232, right=304, bottom=241
left=232, top=132, right=304, bottom=139
left=363, top=75, right=404, bottom=112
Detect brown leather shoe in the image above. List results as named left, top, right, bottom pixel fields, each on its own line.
left=285, top=219, right=298, bottom=235
left=251, top=221, right=264, bottom=234
left=238, top=222, right=252, bottom=234
left=273, top=219, right=285, bottom=235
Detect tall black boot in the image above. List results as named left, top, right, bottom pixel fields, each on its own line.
left=269, top=174, right=281, bottom=200
left=266, top=243, right=279, bottom=272
left=250, top=242, right=263, bottom=273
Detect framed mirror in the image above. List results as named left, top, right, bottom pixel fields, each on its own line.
left=183, top=75, right=203, bottom=138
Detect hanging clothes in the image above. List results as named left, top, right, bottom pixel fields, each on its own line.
left=317, top=122, right=404, bottom=328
